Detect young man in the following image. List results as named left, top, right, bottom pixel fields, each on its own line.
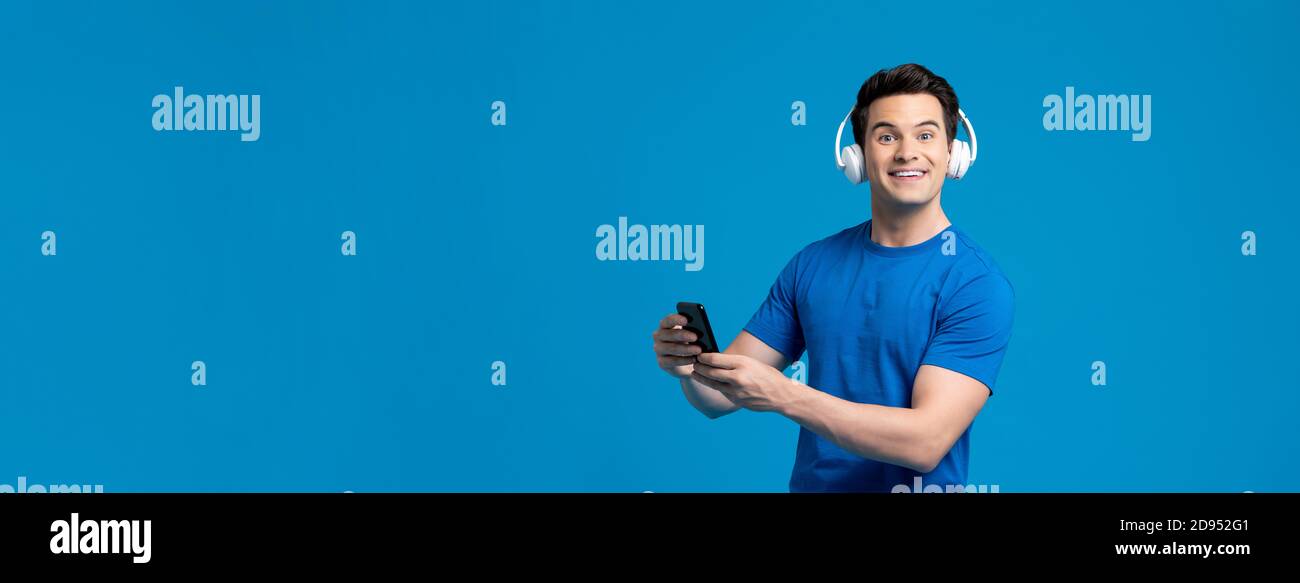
left=651, top=64, right=1015, bottom=492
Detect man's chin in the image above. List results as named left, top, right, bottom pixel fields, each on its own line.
left=872, top=189, right=939, bottom=209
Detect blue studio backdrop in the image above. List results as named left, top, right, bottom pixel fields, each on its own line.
left=2, top=1, right=1297, bottom=492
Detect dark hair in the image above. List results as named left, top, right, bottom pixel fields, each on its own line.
left=850, top=63, right=960, bottom=147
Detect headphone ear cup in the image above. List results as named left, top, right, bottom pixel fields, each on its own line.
left=947, top=139, right=971, bottom=179
left=842, top=144, right=865, bottom=185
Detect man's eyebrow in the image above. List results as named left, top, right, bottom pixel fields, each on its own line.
left=870, top=120, right=942, bottom=132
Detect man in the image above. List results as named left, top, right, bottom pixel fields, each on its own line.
left=651, top=64, right=1014, bottom=492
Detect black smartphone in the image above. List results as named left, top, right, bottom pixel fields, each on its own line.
left=676, top=302, right=719, bottom=353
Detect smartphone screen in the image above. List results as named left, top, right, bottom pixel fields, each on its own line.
left=676, top=302, right=719, bottom=353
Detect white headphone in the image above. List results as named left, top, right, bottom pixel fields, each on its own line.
left=834, top=107, right=978, bottom=184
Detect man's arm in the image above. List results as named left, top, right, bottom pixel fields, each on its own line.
left=682, top=330, right=791, bottom=419
left=777, top=364, right=989, bottom=473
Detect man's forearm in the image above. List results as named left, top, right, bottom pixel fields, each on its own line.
left=778, top=384, right=940, bottom=473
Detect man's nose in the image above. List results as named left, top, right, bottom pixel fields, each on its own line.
left=893, top=145, right=918, bottom=161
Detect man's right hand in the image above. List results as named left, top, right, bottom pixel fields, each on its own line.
left=652, top=313, right=702, bottom=379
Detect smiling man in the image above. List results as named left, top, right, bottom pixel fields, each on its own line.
left=652, top=63, right=1015, bottom=492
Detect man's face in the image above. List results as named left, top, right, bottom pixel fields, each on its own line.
left=862, top=93, right=951, bottom=208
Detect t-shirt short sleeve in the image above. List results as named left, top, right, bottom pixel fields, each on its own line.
left=920, top=272, right=1015, bottom=395
left=743, top=252, right=807, bottom=364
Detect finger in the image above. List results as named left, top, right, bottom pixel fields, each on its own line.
left=692, top=370, right=734, bottom=393
left=660, top=314, right=688, bottom=329
left=695, top=352, right=736, bottom=369
left=655, top=340, right=702, bottom=357
left=654, top=328, right=696, bottom=343
left=692, top=362, right=732, bottom=383
left=658, top=355, right=695, bottom=368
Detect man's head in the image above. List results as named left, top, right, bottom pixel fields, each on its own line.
left=849, top=64, right=961, bottom=208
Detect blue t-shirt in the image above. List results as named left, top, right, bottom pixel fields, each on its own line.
left=743, top=219, right=1014, bottom=493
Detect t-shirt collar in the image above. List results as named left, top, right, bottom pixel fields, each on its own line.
left=861, top=219, right=954, bottom=258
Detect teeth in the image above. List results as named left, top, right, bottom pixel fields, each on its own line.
left=892, top=170, right=923, bottom=177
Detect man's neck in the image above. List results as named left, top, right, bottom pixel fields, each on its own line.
left=868, top=195, right=951, bottom=247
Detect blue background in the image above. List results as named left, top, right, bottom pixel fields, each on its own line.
left=2, top=0, right=1296, bottom=492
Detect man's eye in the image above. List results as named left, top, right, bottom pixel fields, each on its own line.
left=919, top=132, right=933, bottom=141
left=878, top=134, right=895, bottom=144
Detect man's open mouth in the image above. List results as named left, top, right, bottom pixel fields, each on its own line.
left=888, top=168, right=928, bottom=181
